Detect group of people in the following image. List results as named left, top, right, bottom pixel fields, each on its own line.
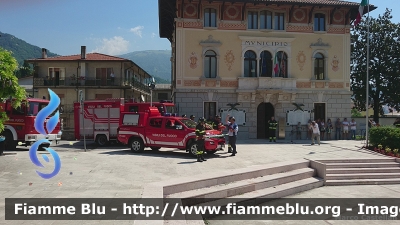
left=194, top=114, right=238, bottom=162
left=297, top=118, right=359, bottom=143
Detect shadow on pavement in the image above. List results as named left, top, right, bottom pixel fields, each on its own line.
left=99, top=148, right=231, bottom=160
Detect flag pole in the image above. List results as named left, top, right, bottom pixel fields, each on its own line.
left=365, top=0, right=370, bottom=147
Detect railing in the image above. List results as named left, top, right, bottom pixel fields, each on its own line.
left=33, top=78, right=150, bottom=93
left=237, top=77, right=297, bottom=90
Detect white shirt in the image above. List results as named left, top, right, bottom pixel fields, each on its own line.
left=350, top=122, right=356, bottom=130
left=226, top=121, right=238, bottom=136
left=342, top=121, right=349, bottom=130
left=312, top=124, right=320, bottom=134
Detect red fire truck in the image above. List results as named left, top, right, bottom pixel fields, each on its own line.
left=1, top=98, right=62, bottom=150
left=124, top=100, right=177, bottom=116
left=74, top=98, right=124, bottom=146
left=117, top=108, right=226, bottom=156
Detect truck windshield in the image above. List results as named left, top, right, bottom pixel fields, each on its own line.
left=27, top=102, right=58, bottom=117
left=165, top=106, right=175, bottom=114
left=180, top=119, right=196, bottom=129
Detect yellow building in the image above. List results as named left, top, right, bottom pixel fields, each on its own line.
left=26, top=46, right=152, bottom=139
left=158, top=0, right=376, bottom=139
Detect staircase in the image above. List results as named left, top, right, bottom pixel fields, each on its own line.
left=162, top=159, right=323, bottom=221
left=315, top=158, right=400, bottom=185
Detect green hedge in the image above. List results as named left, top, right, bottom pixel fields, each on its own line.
left=369, top=126, right=400, bottom=149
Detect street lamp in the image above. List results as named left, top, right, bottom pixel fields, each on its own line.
left=148, top=77, right=156, bottom=107
left=79, top=90, right=86, bottom=152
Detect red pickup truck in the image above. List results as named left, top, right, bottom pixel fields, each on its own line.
left=117, top=107, right=225, bottom=156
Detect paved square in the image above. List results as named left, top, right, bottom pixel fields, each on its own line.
left=1, top=139, right=399, bottom=225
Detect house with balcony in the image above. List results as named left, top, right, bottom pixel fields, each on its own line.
left=158, top=0, right=376, bottom=140
left=26, top=46, right=152, bottom=139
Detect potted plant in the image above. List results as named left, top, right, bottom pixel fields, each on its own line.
left=393, top=149, right=399, bottom=158
left=0, top=48, right=26, bottom=155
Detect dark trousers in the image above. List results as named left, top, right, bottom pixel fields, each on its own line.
left=228, top=136, right=237, bottom=154
left=269, top=129, right=276, bottom=140
left=197, top=139, right=205, bottom=154
left=335, top=128, right=341, bottom=140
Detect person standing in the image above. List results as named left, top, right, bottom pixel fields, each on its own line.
left=268, top=116, right=278, bottom=142
left=342, top=118, right=350, bottom=140
left=335, top=118, right=342, bottom=140
left=225, top=115, right=233, bottom=153
left=307, top=119, right=313, bottom=140
left=190, top=115, right=196, bottom=121
left=319, top=119, right=326, bottom=140
left=311, top=121, right=320, bottom=145
left=350, top=119, right=357, bottom=140
left=227, top=116, right=238, bottom=156
left=326, top=119, right=333, bottom=140
left=195, top=117, right=207, bottom=162
left=182, top=114, right=187, bottom=118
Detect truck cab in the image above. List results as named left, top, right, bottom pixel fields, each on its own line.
left=1, top=98, right=62, bottom=150
left=117, top=107, right=225, bottom=156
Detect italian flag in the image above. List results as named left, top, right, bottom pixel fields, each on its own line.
left=354, top=0, right=368, bottom=26
left=273, top=53, right=279, bottom=75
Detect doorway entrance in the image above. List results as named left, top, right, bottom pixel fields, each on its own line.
left=257, top=102, right=274, bottom=139
left=314, top=103, right=326, bottom=121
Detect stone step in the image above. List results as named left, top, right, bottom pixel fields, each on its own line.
left=325, top=162, right=400, bottom=169
left=326, top=173, right=400, bottom=180
left=196, top=177, right=324, bottom=209
left=167, top=168, right=315, bottom=200
left=326, top=167, right=400, bottom=174
left=325, top=178, right=400, bottom=186
left=316, top=158, right=396, bottom=163
left=162, top=159, right=310, bottom=196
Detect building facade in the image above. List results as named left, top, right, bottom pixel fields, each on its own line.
left=159, top=0, right=376, bottom=140
left=152, top=84, right=172, bottom=102
left=26, top=46, right=152, bottom=139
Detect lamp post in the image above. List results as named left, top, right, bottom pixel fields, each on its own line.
left=79, top=90, right=86, bottom=152
left=148, top=77, right=156, bottom=107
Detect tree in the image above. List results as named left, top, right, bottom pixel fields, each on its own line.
left=351, top=108, right=362, bottom=117
left=351, top=9, right=400, bottom=123
left=0, top=47, right=26, bottom=132
left=15, top=61, right=33, bottom=78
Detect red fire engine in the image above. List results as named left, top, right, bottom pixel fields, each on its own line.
left=74, top=98, right=124, bottom=146
left=1, top=98, right=62, bottom=150
left=117, top=107, right=225, bottom=156
left=124, top=100, right=177, bottom=116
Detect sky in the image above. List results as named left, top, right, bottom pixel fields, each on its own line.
left=0, top=0, right=398, bottom=56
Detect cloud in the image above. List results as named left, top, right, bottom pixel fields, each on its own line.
left=130, top=26, right=144, bottom=38
left=92, top=36, right=129, bottom=55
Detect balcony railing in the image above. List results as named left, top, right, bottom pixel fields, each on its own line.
left=33, top=77, right=150, bottom=93
left=237, top=77, right=297, bottom=90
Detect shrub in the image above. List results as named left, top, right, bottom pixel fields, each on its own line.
left=369, top=126, right=400, bottom=149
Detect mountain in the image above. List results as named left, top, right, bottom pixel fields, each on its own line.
left=0, top=31, right=59, bottom=66
left=119, top=50, right=171, bottom=84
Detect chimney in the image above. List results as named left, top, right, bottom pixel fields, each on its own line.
left=81, top=46, right=86, bottom=59
left=42, top=48, right=47, bottom=59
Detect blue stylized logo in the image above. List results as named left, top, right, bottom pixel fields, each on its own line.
left=29, top=89, right=61, bottom=179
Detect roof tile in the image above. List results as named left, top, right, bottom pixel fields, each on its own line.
left=28, top=53, right=128, bottom=61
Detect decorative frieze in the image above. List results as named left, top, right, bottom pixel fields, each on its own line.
left=329, top=82, right=344, bottom=88
left=184, top=80, right=201, bottom=86
left=296, top=82, right=311, bottom=88
left=220, top=80, right=238, bottom=87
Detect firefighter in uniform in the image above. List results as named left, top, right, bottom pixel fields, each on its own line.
left=268, top=116, right=278, bottom=142
left=195, top=117, right=207, bottom=162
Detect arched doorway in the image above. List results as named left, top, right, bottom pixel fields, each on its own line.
left=257, top=102, right=275, bottom=139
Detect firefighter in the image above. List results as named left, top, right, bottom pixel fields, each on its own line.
left=195, top=117, right=207, bottom=162
left=268, top=116, right=278, bottom=142
left=190, top=115, right=195, bottom=121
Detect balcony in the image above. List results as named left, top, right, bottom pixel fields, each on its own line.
left=237, top=77, right=297, bottom=91
left=33, top=77, right=150, bottom=94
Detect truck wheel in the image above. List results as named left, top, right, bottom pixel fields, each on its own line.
left=206, top=150, right=217, bottom=155
left=3, top=131, right=16, bottom=151
left=151, top=147, right=160, bottom=151
left=188, top=142, right=198, bottom=157
left=95, top=135, right=108, bottom=146
left=129, top=138, right=144, bottom=153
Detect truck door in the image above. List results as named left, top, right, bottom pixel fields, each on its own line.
left=163, top=119, right=185, bottom=147
left=145, top=118, right=163, bottom=145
